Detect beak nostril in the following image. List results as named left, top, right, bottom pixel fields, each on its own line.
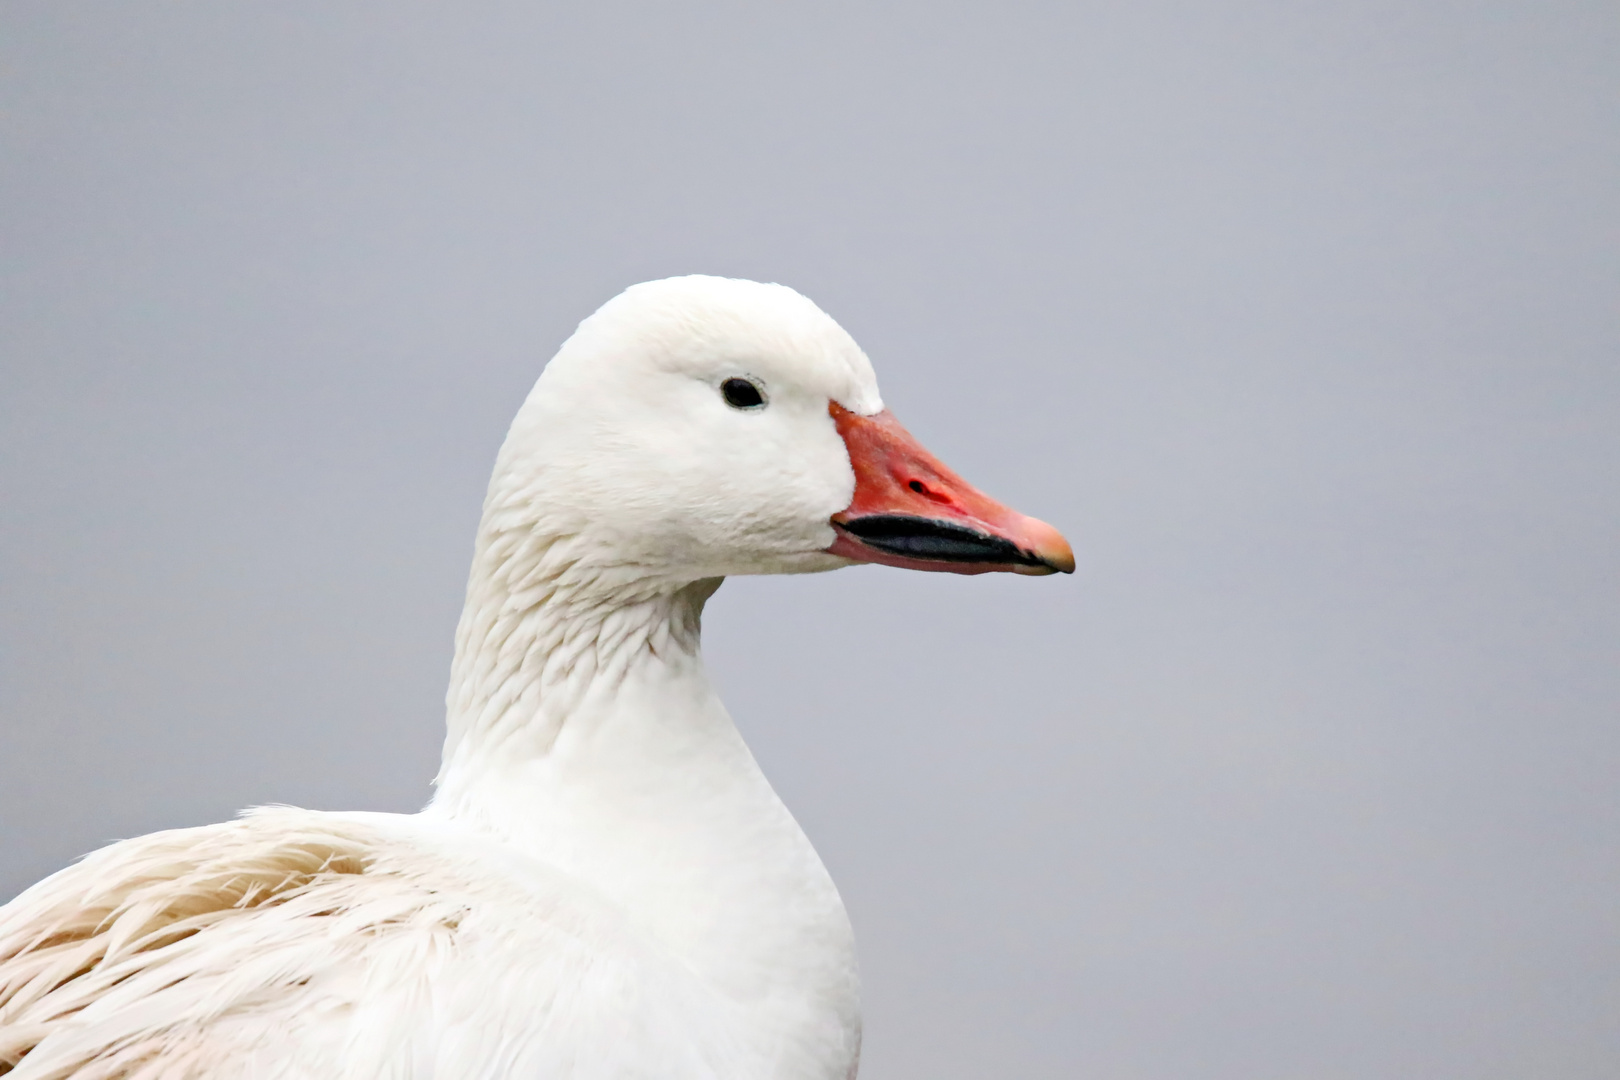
left=907, top=478, right=955, bottom=507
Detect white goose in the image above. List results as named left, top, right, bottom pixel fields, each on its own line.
left=0, top=276, right=1072, bottom=1080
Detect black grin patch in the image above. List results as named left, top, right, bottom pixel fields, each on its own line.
left=837, top=514, right=1050, bottom=568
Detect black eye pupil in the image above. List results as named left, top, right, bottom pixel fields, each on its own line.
left=721, top=378, right=764, bottom=409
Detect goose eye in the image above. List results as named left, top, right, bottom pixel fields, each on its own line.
left=721, top=377, right=766, bottom=410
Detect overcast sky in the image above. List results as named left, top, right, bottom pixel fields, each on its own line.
left=2, top=4, right=1617, bottom=1078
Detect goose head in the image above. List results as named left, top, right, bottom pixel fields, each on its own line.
left=480, top=275, right=1073, bottom=594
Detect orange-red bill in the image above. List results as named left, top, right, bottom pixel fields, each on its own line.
left=826, top=402, right=1074, bottom=576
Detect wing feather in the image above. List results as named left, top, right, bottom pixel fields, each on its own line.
left=0, top=808, right=737, bottom=1080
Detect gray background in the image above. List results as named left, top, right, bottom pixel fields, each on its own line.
left=2, top=3, right=1616, bottom=1078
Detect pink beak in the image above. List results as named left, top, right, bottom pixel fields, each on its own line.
left=826, top=403, right=1075, bottom=576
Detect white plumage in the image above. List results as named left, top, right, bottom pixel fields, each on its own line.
left=0, top=276, right=1069, bottom=1079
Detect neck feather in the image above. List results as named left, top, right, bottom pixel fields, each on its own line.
left=424, top=511, right=861, bottom=1077
left=434, top=515, right=720, bottom=795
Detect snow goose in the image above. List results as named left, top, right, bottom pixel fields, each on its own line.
left=0, top=275, right=1072, bottom=1080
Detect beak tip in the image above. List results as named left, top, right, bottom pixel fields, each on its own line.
left=1026, top=520, right=1076, bottom=576
left=1031, top=552, right=1075, bottom=576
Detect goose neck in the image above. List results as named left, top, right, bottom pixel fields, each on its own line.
left=433, top=540, right=720, bottom=792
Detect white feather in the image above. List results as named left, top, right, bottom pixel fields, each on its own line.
left=0, top=277, right=881, bottom=1080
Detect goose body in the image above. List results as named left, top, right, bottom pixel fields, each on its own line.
left=0, top=277, right=1071, bottom=1079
